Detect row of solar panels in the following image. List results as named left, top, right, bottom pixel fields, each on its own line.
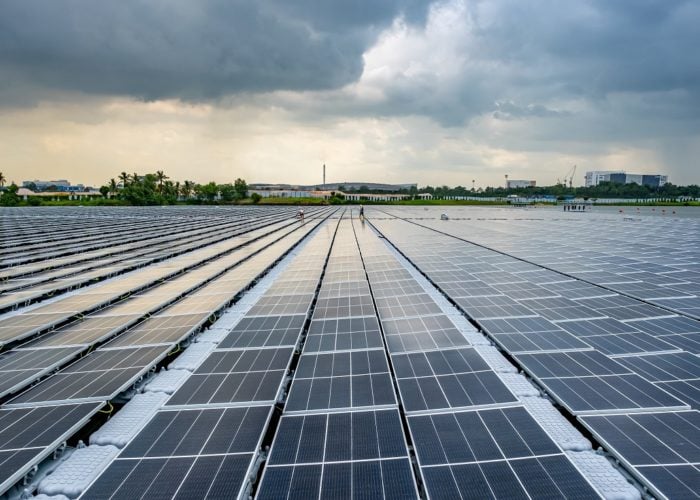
left=0, top=208, right=289, bottom=282
left=0, top=209, right=303, bottom=312
left=77, top=216, right=340, bottom=498
left=1, top=226, right=292, bottom=403
left=353, top=218, right=608, bottom=499
left=370, top=214, right=699, bottom=499
left=0, top=213, right=332, bottom=495
left=0, top=208, right=294, bottom=273
left=402, top=209, right=700, bottom=319
left=0, top=206, right=291, bottom=258
left=1, top=208, right=682, bottom=498
left=0, top=213, right=326, bottom=347
left=72, top=216, right=602, bottom=499
left=1, top=211, right=313, bottom=312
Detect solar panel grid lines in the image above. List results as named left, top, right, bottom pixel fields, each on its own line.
left=0, top=402, right=104, bottom=495
left=76, top=217, right=342, bottom=499
left=79, top=405, right=276, bottom=500
left=0, top=219, right=259, bottom=295
left=407, top=405, right=603, bottom=499
left=257, top=409, right=420, bottom=500
left=0, top=346, right=83, bottom=399
left=5, top=345, right=172, bottom=406
left=3, top=207, right=698, bottom=498
left=579, top=411, right=700, bottom=500
left=1, top=215, right=333, bottom=407
left=370, top=212, right=687, bottom=500
left=255, top=217, right=422, bottom=499
left=8, top=215, right=325, bottom=343
left=0, top=210, right=298, bottom=296
left=360, top=218, right=576, bottom=498
left=163, top=220, right=340, bottom=411
left=407, top=213, right=700, bottom=321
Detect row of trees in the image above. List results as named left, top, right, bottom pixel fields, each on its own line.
left=359, top=182, right=699, bottom=199
left=330, top=182, right=700, bottom=199
left=103, top=171, right=250, bottom=205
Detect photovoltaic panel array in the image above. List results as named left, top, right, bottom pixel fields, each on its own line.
left=0, top=208, right=333, bottom=496
left=352, top=218, right=603, bottom=499
left=258, top=219, right=418, bottom=499
left=370, top=212, right=699, bottom=498
left=80, top=217, right=339, bottom=499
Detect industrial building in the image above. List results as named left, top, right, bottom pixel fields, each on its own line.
left=21, top=179, right=87, bottom=192
left=506, top=179, right=536, bottom=189
left=250, top=182, right=417, bottom=192
left=584, top=171, right=668, bottom=188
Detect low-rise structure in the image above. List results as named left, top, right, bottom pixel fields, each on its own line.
left=506, top=179, right=536, bottom=189
left=22, top=179, right=91, bottom=192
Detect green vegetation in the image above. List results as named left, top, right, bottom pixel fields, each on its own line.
left=1, top=168, right=697, bottom=208
left=0, top=184, right=21, bottom=206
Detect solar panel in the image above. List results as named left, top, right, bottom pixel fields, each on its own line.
left=304, top=317, right=383, bottom=353
left=246, top=294, right=315, bottom=317
left=613, top=352, right=700, bottom=383
left=166, top=348, right=293, bottom=407
left=514, top=350, right=632, bottom=378
left=285, top=350, right=396, bottom=412
left=312, top=295, right=376, bottom=320
left=492, top=330, right=591, bottom=353
left=218, top=315, right=306, bottom=349
left=0, top=347, right=82, bottom=398
left=317, top=280, right=371, bottom=299
left=105, top=313, right=206, bottom=347
left=0, top=402, right=103, bottom=494
left=580, top=411, right=700, bottom=499
left=628, top=315, right=700, bottom=335
left=409, top=407, right=599, bottom=499
left=7, top=346, right=170, bottom=405
left=258, top=409, right=418, bottom=499
left=541, top=374, right=688, bottom=414
left=382, top=315, right=470, bottom=353
left=26, top=314, right=142, bottom=347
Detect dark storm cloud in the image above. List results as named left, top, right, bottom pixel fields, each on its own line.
left=363, top=0, right=700, bottom=127
left=0, top=0, right=698, bottom=142
left=0, top=0, right=428, bottom=103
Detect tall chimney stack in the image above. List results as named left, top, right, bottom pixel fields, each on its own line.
left=323, top=164, right=326, bottom=188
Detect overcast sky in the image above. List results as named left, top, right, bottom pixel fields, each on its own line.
left=1, top=0, right=698, bottom=188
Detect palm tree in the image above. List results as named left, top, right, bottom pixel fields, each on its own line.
left=118, top=171, right=129, bottom=188
left=0, top=171, right=6, bottom=188
left=175, top=181, right=180, bottom=200
left=181, top=180, right=193, bottom=199
left=109, top=178, right=118, bottom=197
left=155, top=170, right=169, bottom=193
left=131, top=172, right=140, bottom=185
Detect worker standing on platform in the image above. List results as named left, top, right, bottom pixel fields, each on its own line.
left=359, top=204, right=364, bottom=221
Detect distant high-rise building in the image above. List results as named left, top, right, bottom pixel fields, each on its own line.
left=584, top=171, right=667, bottom=188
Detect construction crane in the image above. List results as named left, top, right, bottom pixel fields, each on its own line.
left=562, top=165, right=577, bottom=188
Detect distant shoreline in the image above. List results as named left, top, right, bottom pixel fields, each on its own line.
left=3, top=197, right=698, bottom=208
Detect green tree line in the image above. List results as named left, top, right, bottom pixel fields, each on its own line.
left=109, top=171, right=251, bottom=205
left=344, top=181, right=700, bottom=199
